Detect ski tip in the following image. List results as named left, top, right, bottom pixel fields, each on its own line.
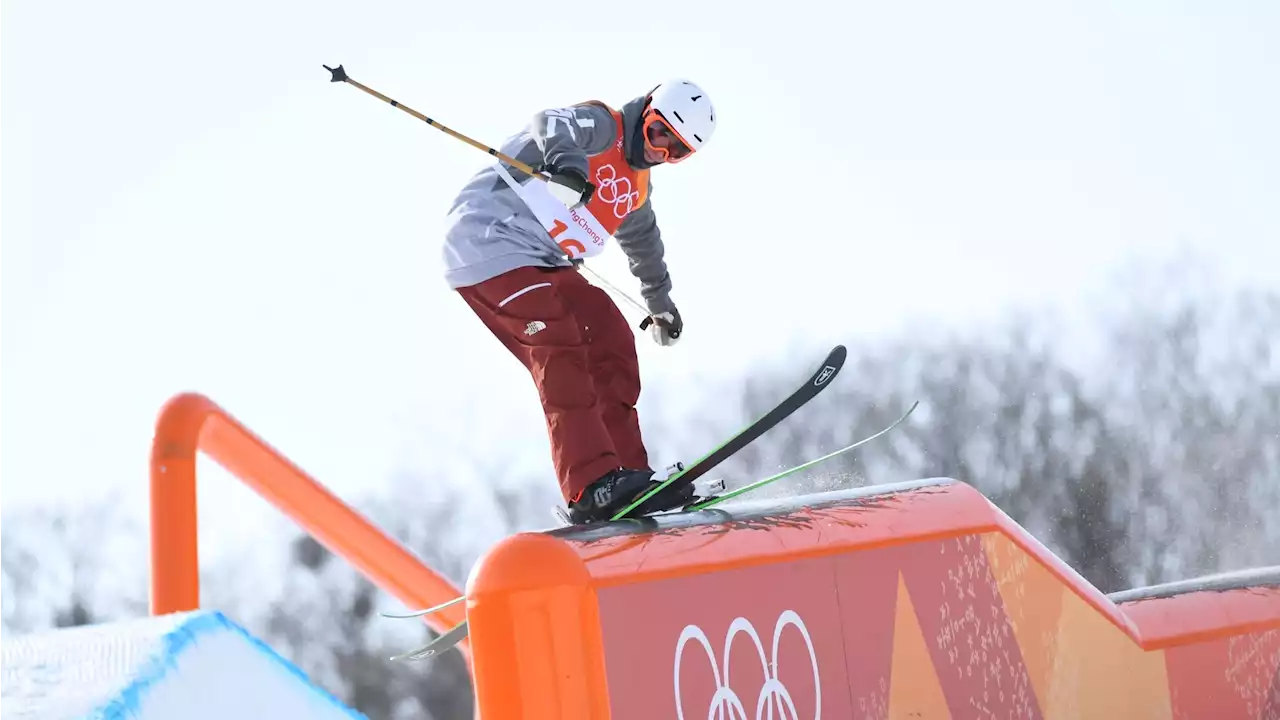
left=832, top=344, right=848, bottom=366
left=380, top=595, right=465, bottom=619
left=895, top=399, right=921, bottom=423
left=392, top=645, right=445, bottom=662
left=812, top=345, right=848, bottom=388
left=390, top=620, right=470, bottom=662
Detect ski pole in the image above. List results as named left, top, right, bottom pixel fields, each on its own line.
left=581, top=267, right=676, bottom=339
left=323, top=64, right=550, bottom=183
left=579, top=264, right=651, bottom=315
left=323, top=64, right=664, bottom=334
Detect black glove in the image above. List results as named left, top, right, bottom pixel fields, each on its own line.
left=641, top=307, right=682, bottom=346
left=542, top=165, right=595, bottom=209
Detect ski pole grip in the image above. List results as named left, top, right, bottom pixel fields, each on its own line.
left=639, top=315, right=680, bottom=338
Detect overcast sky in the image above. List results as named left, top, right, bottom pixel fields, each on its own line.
left=4, top=0, right=1278, bottom=561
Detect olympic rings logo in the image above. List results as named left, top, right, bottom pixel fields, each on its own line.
left=594, top=164, right=639, bottom=219
left=674, top=610, right=821, bottom=720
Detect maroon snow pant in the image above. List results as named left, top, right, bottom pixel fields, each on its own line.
left=457, top=265, right=649, bottom=503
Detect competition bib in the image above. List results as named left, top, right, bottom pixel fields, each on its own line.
left=495, top=163, right=611, bottom=260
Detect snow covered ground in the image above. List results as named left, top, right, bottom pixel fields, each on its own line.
left=1, top=609, right=365, bottom=720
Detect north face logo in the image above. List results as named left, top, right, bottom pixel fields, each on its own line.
left=524, top=321, right=546, bottom=336
left=592, top=486, right=612, bottom=506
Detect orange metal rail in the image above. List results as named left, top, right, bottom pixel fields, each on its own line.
left=148, top=392, right=471, bottom=664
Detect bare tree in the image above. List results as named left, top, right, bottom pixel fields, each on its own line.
left=1, top=497, right=147, bottom=634
left=672, top=259, right=1278, bottom=593
left=1092, top=258, right=1280, bottom=584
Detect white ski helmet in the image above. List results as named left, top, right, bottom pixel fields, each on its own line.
left=642, top=79, right=716, bottom=163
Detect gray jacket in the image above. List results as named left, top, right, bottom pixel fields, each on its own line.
left=440, top=93, right=675, bottom=314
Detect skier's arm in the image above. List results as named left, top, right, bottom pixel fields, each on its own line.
left=529, top=103, right=617, bottom=176
left=614, top=190, right=675, bottom=314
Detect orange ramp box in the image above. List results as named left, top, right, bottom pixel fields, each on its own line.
left=147, top=394, right=1279, bottom=719
left=465, top=478, right=1280, bottom=719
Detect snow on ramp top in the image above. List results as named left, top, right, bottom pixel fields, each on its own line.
left=2, top=610, right=366, bottom=720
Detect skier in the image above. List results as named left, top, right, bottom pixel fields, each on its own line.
left=442, top=79, right=717, bottom=524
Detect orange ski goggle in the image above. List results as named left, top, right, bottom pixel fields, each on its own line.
left=642, top=111, right=695, bottom=164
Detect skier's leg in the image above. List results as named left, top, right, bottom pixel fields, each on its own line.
left=555, top=273, right=650, bottom=471
left=455, top=266, right=621, bottom=501
left=554, top=271, right=695, bottom=519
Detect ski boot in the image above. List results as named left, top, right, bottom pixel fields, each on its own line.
left=566, top=467, right=695, bottom=524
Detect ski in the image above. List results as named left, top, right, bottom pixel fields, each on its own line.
left=381, top=345, right=850, bottom=662
left=610, top=344, right=848, bottom=520
left=390, top=620, right=469, bottom=662
left=685, top=399, right=920, bottom=512
left=385, top=400, right=916, bottom=663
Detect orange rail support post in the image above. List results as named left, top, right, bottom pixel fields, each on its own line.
left=149, top=391, right=472, bottom=666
